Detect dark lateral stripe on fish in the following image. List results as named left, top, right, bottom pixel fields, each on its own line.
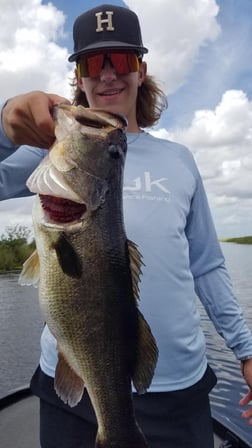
left=52, top=232, right=82, bottom=278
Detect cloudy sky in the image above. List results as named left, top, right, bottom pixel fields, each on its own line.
left=0, top=0, right=251, bottom=238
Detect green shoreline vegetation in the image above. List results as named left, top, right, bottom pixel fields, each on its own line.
left=219, top=236, right=252, bottom=245
left=0, top=225, right=35, bottom=272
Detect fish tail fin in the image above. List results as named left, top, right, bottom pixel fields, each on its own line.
left=95, top=424, right=148, bottom=447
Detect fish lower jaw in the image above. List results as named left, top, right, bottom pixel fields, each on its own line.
left=40, top=215, right=85, bottom=231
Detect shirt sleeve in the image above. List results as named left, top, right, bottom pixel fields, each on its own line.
left=0, top=145, right=46, bottom=200
left=0, top=102, right=19, bottom=162
left=185, top=168, right=252, bottom=359
left=195, top=266, right=252, bottom=359
left=0, top=103, right=46, bottom=200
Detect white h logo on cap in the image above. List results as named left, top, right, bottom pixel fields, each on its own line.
left=96, top=11, right=114, bottom=32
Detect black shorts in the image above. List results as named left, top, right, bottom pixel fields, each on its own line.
left=30, top=364, right=217, bottom=448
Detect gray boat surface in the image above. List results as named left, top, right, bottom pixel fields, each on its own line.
left=0, top=387, right=249, bottom=448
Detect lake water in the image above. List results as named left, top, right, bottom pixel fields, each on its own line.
left=0, top=273, right=43, bottom=396
left=0, top=243, right=252, bottom=445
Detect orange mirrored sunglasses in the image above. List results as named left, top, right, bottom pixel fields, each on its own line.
left=77, top=52, right=140, bottom=78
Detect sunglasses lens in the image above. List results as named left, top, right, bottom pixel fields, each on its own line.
left=78, top=53, right=140, bottom=78
left=110, top=53, right=139, bottom=74
left=78, top=54, right=104, bottom=77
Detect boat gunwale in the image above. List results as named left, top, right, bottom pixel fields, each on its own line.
left=0, top=387, right=251, bottom=447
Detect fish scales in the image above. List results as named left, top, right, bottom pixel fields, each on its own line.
left=19, top=104, right=158, bottom=448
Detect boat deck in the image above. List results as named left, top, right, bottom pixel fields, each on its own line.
left=0, top=389, right=245, bottom=447
left=0, top=391, right=39, bottom=448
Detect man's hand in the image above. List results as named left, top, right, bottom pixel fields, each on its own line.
left=240, top=390, right=252, bottom=425
left=2, top=91, right=70, bottom=148
left=239, top=358, right=252, bottom=425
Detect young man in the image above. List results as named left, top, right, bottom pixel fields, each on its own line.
left=1, top=4, right=252, bottom=448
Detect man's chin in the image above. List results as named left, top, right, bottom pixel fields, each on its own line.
left=97, top=102, right=126, bottom=117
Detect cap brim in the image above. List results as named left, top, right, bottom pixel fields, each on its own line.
left=68, top=41, right=148, bottom=62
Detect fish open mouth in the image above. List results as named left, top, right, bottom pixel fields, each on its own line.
left=39, top=195, right=87, bottom=224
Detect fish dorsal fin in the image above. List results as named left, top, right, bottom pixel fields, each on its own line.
left=127, top=240, right=159, bottom=393
left=132, top=311, right=159, bottom=394
left=55, top=347, right=85, bottom=407
left=52, top=232, right=82, bottom=278
left=18, top=249, right=40, bottom=287
left=127, top=240, right=144, bottom=303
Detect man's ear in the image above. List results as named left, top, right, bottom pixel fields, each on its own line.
left=138, top=61, right=147, bottom=86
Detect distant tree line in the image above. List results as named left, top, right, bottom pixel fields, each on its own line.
left=220, top=236, right=252, bottom=245
left=0, top=225, right=36, bottom=271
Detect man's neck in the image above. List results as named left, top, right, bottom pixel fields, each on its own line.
left=126, top=120, right=142, bottom=133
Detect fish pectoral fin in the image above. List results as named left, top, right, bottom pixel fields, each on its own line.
left=132, top=311, right=159, bottom=394
left=18, top=249, right=40, bottom=287
left=55, top=349, right=85, bottom=407
left=52, top=232, right=82, bottom=278
left=127, top=239, right=144, bottom=303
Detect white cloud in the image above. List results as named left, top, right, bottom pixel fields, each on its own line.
left=173, top=90, right=252, bottom=147
left=124, top=0, right=221, bottom=93
left=0, top=0, right=73, bottom=100
left=151, top=89, right=252, bottom=236
left=0, top=197, right=33, bottom=235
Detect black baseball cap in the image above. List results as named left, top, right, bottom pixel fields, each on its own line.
left=68, top=4, right=148, bottom=62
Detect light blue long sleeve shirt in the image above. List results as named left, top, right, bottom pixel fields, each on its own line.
left=1, top=112, right=252, bottom=392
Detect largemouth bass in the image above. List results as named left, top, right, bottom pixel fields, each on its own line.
left=19, top=104, right=158, bottom=448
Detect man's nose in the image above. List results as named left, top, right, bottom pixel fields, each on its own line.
left=100, top=60, right=117, bottom=82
